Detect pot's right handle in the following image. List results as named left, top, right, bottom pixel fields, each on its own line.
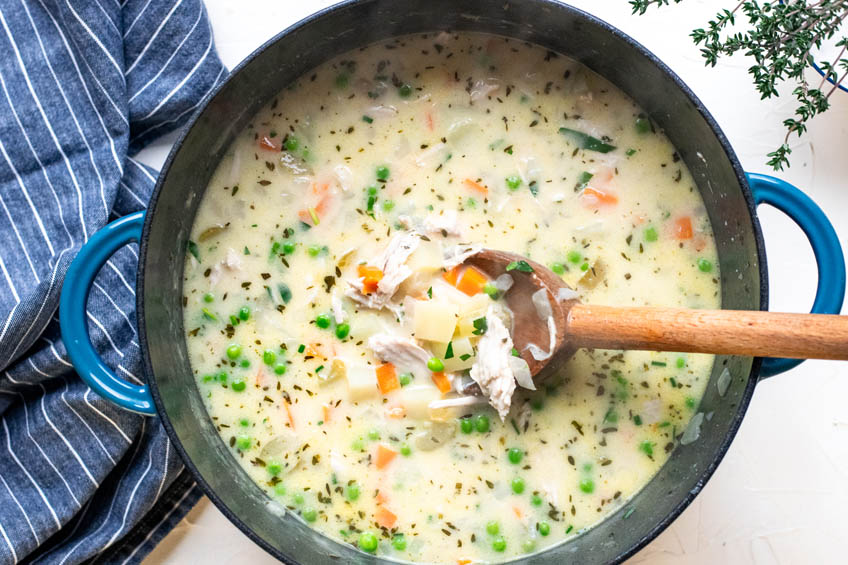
left=59, top=211, right=155, bottom=415
left=746, top=173, right=846, bottom=377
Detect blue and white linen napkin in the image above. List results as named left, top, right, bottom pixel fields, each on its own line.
left=0, top=0, right=226, bottom=562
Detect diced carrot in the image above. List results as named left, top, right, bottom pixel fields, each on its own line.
left=255, top=367, right=265, bottom=387
left=322, top=403, right=331, bottom=424
left=456, top=266, right=488, bottom=296
left=283, top=399, right=295, bottom=430
left=376, top=363, right=400, bottom=394
left=385, top=406, right=406, bottom=419
left=375, top=444, right=397, bottom=469
left=512, top=506, right=523, bottom=518
left=259, top=135, right=278, bottom=151
left=357, top=265, right=384, bottom=294
left=463, top=178, right=488, bottom=195
left=375, top=505, right=397, bottom=529
left=443, top=265, right=461, bottom=286
left=673, top=216, right=693, bottom=240
left=431, top=371, right=451, bottom=394
left=458, top=560, right=472, bottom=565
left=425, top=110, right=435, bottom=131
left=297, top=183, right=331, bottom=226
left=375, top=490, right=389, bottom=505
left=580, top=186, right=619, bottom=208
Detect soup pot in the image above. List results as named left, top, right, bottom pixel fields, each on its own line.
left=59, top=0, right=847, bottom=563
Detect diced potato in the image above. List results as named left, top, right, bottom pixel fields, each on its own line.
left=413, top=299, right=458, bottom=342
left=346, top=363, right=379, bottom=401
left=351, top=312, right=391, bottom=339
left=400, top=384, right=442, bottom=419
left=406, top=240, right=443, bottom=273
left=320, top=359, right=346, bottom=385
left=442, top=337, right=475, bottom=372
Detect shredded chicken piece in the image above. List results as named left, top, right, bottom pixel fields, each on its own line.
left=209, top=248, right=243, bottom=286
left=423, top=209, right=462, bottom=237
left=331, top=292, right=345, bottom=324
left=469, top=307, right=517, bottom=420
left=368, top=333, right=431, bottom=378
left=345, top=232, right=420, bottom=310
left=442, top=243, right=482, bottom=270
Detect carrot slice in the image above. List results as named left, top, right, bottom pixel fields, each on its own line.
left=385, top=406, right=406, bottom=419
left=376, top=363, right=400, bottom=394
left=431, top=371, right=451, bottom=394
left=673, top=216, right=693, bottom=240
left=580, top=186, right=619, bottom=208
left=456, top=266, right=488, bottom=296
left=322, top=403, right=331, bottom=424
left=375, top=490, right=389, bottom=505
left=443, top=265, right=461, bottom=286
left=357, top=265, right=383, bottom=294
left=375, top=444, right=397, bottom=469
left=375, top=505, right=397, bottom=528
left=458, top=560, right=472, bottom=565
left=259, top=135, right=278, bottom=151
left=463, top=178, right=488, bottom=195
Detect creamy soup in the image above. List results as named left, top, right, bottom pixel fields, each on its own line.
left=183, top=32, right=720, bottom=563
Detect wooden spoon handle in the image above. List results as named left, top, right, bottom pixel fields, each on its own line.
left=566, top=304, right=848, bottom=360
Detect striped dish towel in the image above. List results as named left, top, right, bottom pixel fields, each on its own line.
left=0, top=1, right=226, bottom=563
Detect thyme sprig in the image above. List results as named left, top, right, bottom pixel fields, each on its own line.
left=631, top=0, right=848, bottom=170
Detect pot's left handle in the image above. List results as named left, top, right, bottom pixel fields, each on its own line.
left=59, top=212, right=155, bottom=415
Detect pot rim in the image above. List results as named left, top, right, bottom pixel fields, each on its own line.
left=137, top=1, right=768, bottom=563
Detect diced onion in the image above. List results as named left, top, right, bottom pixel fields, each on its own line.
left=680, top=412, right=704, bottom=446
left=716, top=367, right=731, bottom=397
left=509, top=356, right=535, bottom=390
left=531, top=288, right=552, bottom=320
left=428, top=396, right=488, bottom=410
left=527, top=316, right=556, bottom=361
left=494, top=274, right=514, bottom=292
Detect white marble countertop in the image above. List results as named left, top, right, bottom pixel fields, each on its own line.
left=138, top=1, right=848, bottom=563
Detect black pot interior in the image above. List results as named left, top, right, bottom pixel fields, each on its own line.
left=140, top=1, right=766, bottom=562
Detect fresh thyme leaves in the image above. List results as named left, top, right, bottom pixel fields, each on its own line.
left=631, top=0, right=848, bottom=170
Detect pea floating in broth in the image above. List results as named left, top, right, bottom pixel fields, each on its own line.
left=183, top=32, right=719, bottom=563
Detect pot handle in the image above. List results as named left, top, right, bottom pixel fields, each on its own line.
left=746, top=173, right=846, bottom=377
left=59, top=211, right=155, bottom=415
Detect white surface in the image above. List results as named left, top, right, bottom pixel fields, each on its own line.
left=138, top=1, right=848, bottom=563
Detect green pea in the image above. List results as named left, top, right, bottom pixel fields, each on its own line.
left=685, top=396, right=696, bottom=409
left=506, top=175, right=522, bottom=190
left=226, top=344, right=242, bottom=360
left=302, top=507, right=317, bottom=522
left=486, top=521, right=500, bottom=535
left=400, top=443, right=412, bottom=456
left=551, top=262, right=565, bottom=275
left=427, top=357, right=444, bottom=372
left=203, top=292, right=214, bottom=303
left=240, top=359, right=250, bottom=368
left=507, top=448, right=523, bottom=464
left=231, top=379, right=246, bottom=392
left=358, top=531, right=378, bottom=553
left=644, top=226, right=658, bottom=242
left=635, top=116, right=652, bottom=134
left=376, top=165, right=390, bottom=181
left=538, top=521, right=551, bottom=536
left=293, top=493, right=305, bottom=505
left=307, top=244, right=321, bottom=257
left=315, top=314, right=332, bottom=329
left=566, top=250, right=582, bottom=264
left=367, top=185, right=378, bottom=196
left=381, top=199, right=395, bottom=211
left=239, top=417, right=249, bottom=427
left=511, top=477, right=525, bottom=494
left=531, top=494, right=543, bottom=506
left=217, top=371, right=228, bottom=383
left=460, top=418, right=473, bottom=434
left=492, top=535, right=507, bottom=552
left=274, top=363, right=287, bottom=376
left=580, top=262, right=590, bottom=272
left=284, top=136, right=299, bottom=152
left=346, top=483, right=360, bottom=501
left=399, top=372, right=412, bottom=386
left=642, top=441, right=658, bottom=457
left=267, top=461, right=282, bottom=476
left=475, top=414, right=490, bottom=433
left=398, top=83, right=413, bottom=97
left=483, top=282, right=499, bottom=299
left=367, top=428, right=380, bottom=440
left=282, top=241, right=296, bottom=255
left=263, top=350, right=277, bottom=365
left=236, top=434, right=251, bottom=451
left=579, top=478, right=595, bottom=493
left=238, top=306, right=250, bottom=321
left=392, top=534, right=407, bottom=550
left=522, top=539, right=536, bottom=553
left=274, top=483, right=286, bottom=496
left=335, top=322, right=350, bottom=339
left=697, top=258, right=713, bottom=272
left=676, top=357, right=686, bottom=368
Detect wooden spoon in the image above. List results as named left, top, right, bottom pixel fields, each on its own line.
left=464, top=249, right=848, bottom=382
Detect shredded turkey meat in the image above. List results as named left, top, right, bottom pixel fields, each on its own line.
left=345, top=232, right=420, bottom=311
left=368, top=333, right=432, bottom=379
left=469, top=307, right=517, bottom=420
